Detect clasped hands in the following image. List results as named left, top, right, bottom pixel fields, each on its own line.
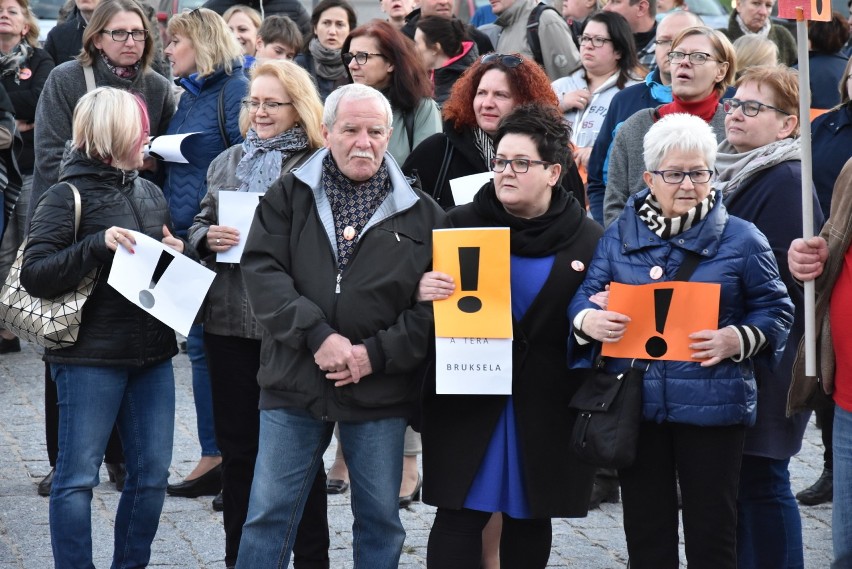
left=314, top=333, right=373, bottom=387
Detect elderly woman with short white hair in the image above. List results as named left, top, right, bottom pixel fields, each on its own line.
left=569, top=112, right=794, bottom=569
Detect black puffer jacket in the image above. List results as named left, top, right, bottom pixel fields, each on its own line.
left=21, top=149, right=192, bottom=367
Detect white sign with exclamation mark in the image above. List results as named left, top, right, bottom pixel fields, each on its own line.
left=107, top=231, right=216, bottom=335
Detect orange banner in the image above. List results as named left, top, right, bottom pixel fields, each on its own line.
left=433, top=228, right=512, bottom=339
left=601, top=281, right=721, bottom=361
left=778, top=0, right=830, bottom=20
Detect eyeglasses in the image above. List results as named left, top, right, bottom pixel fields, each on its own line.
left=653, top=39, right=673, bottom=47
left=491, top=157, right=552, bottom=174
left=241, top=100, right=294, bottom=113
left=101, top=29, right=148, bottom=42
left=578, top=35, right=612, bottom=47
left=651, top=169, right=713, bottom=184
left=722, top=98, right=791, bottom=117
left=480, top=53, right=524, bottom=68
left=342, top=51, right=384, bottom=65
left=667, top=51, right=718, bottom=65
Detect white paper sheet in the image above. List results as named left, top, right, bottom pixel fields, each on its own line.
left=449, top=171, right=493, bottom=206
left=148, top=133, right=201, bottom=163
left=107, top=231, right=216, bottom=335
left=217, top=192, right=264, bottom=264
left=435, top=337, right=513, bottom=395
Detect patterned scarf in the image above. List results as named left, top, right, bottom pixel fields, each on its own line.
left=638, top=189, right=716, bottom=239
left=322, top=154, right=390, bottom=270
left=236, top=126, right=309, bottom=193
left=100, top=50, right=140, bottom=79
left=473, top=127, right=495, bottom=169
left=0, top=41, right=32, bottom=84
left=736, top=13, right=771, bottom=37
left=308, top=37, right=347, bottom=81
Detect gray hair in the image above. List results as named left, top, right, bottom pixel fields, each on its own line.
left=323, top=84, right=393, bottom=131
left=643, top=113, right=717, bottom=172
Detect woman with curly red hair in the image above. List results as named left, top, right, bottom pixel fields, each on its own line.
left=403, top=53, right=585, bottom=209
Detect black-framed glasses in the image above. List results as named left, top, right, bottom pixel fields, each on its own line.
left=491, top=157, right=552, bottom=174
left=342, top=51, right=384, bottom=65
left=578, top=35, right=612, bottom=47
left=102, top=29, right=148, bottom=42
left=241, top=99, right=294, bottom=113
left=722, top=98, right=792, bottom=117
left=667, top=51, right=717, bottom=65
left=651, top=169, right=713, bottom=184
left=480, top=53, right=524, bottom=68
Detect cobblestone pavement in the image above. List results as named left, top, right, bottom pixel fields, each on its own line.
left=0, top=344, right=834, bottom=568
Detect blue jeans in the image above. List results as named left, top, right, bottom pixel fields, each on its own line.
left=737, top=455, right=804, bottom=569
left=236, top=409, right=406, bottom=569
left=49, top=361, right=175, bottom=569
left=187, top=323, right=219, bottom=457
left=834, top=405, right=852, bottom=568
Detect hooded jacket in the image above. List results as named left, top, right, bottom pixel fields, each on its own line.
left=432, top=41, right=478, bottom=107
left=569, top=189, right=794, bottom=427
left=240, top=149, right=447, bottom=421
left=21, top=149, right=192, bottom=367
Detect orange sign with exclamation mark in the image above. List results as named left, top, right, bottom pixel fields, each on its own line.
left=602, top=281, right=721, bottom=361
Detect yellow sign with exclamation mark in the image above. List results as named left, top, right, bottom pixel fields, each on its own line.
left=432, top=228, right=512, bottom=339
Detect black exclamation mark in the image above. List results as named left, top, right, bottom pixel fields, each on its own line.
left=138, top=251, right=176, bottom=309
left=457, top=247, right=482, bottom=313
left=645, top=288, right=673, bottom=357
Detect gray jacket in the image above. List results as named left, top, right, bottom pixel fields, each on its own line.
left=494, top=0, right=581, bottom=81
left=31, top=57, right=175, bottom=221
left=187, top=144, right=315, bottom=339
left=602, top=105, right=727, bottom=226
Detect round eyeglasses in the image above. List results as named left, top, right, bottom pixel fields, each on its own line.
left=491, top=158, right=552, bottom=174
left=651, top=169, right=713, bottom=184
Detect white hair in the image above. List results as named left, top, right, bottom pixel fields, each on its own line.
left=643, top=113, right=717, bottom=172
left=323, top=84, right=393, bottom=130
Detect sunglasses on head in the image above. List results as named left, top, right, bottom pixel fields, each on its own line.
left=480, top=53, right=524, bottom=68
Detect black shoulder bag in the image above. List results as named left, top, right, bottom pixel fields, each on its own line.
left=568, top=250, right=703, bottom=469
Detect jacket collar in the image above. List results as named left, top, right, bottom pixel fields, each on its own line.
left=179, top=60, right=244, bottom=95
left=57, top=143, right=139, bottom=187
left=495, top=0, right=530, bottom=28
left=616, top=188, right=727, bottom=257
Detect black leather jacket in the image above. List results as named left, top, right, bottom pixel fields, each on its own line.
left=22, top=149, right=194, bottom=367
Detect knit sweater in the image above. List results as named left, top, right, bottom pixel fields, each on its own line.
left=30, top=57, right=175, bottom=221
left=602, top=105, right=726, bottom=227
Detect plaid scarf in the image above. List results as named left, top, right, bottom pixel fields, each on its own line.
left=322, top=154, right=390, bottom=270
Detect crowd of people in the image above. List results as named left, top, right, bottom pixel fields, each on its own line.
left=2, top=0, right=850, bottom=565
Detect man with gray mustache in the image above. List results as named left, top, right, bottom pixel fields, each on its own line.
left=236, top=83, right=447, bottom=568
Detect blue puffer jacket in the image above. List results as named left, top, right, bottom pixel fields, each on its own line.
left=163, top=62, right=248, bottom=236
left=568, top=189, right=794, bottom=427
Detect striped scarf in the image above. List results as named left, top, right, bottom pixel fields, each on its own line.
left=637, top=190, right=716, bottom=239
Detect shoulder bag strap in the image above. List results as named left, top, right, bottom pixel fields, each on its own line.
left=432, top=135, right=454, bottom=202
left=66, top=183, right=82, bottom=242
left=218, top=74, right=239, bottom=149
left=672, top=250, right=702, bottom=281
left=82, top=65, right=96, bottom=92
left=404, top=109, right=415, bottom=152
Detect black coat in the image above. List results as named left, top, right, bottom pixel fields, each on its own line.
left=21, top=150, right=192, bottom=367
left=420, top=190, right=602, bottom=517
left=402, top=122, right=587, bottom=209
left=4, top=47, right=54, bottom=174
left=401, top=8, right=494, bottom=57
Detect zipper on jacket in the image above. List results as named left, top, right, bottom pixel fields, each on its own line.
left=335, top=271, right=342, bottom=294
